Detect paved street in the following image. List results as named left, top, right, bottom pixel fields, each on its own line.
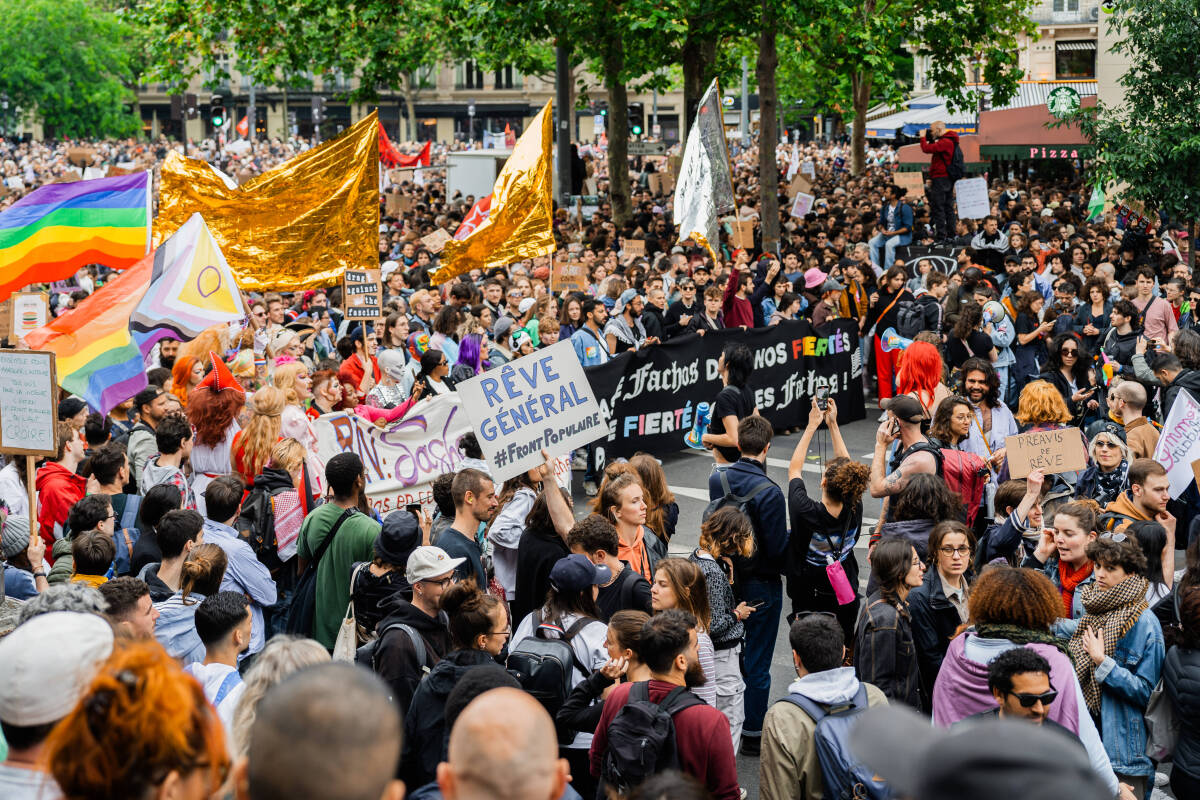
left=574, top=410, right=885, bottom=798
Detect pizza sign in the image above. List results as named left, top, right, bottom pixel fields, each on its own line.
left=1029, top=147, right=1081, bottom=159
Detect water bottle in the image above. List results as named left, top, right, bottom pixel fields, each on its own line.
left=684, top=402, right=711, bottom=449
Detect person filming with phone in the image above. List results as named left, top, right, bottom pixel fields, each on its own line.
left=869, top=395, right=941, bottom=530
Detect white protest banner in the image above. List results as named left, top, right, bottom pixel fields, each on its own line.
left=954, top=177, right=989, bottom=219
left=790, top=192, right=815, bottom=218
left=1153, top=389, right=1200, bottom=497
left=314, top=394, right=570, bottom=517
left=801, top=160, right=816, bottom=178
left=455, top=340, right=608, bottom=484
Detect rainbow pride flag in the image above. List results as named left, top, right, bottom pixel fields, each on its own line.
left=24, top=213, right=245, bottom=415
left=0, top=172, right=150, bottom=303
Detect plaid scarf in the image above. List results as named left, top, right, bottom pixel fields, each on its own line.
left=1068, top=575, right=1149, bottom=716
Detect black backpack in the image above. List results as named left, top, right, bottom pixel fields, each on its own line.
left=507, top=611, right=593, bottom=741
left=600, top=681, right=705, bottom=795
left=284, top=508, right=355, bottom=637
left=895, top=299, right=924, bottom=338
left=702, top=469, right=773, bottom=523
left=946, top=139, right=965, bottom=182
left=236, top=484, right=290, bottom=573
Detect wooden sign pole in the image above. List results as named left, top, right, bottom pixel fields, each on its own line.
left=25, top=454, right=35, bottom=526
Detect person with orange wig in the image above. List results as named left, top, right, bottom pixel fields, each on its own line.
left=895, top=340, right=951, bottom=424
left=186, top=353, right=247, bottom=517
left=170, top=355, right=205, bottom=408
left=44, top=641, right=230, bottom=800
left=1006, top=379, right=1090, bottom=485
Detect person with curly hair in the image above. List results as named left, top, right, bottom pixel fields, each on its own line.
left=1060, top=535, right=1164, bottom=798
left=44, top=641, right=230, bottom=800
left=1011, top=378, right=1090, bottom=490
left=929, top=566, right=1119, bottom=794
left=870, top=473, right=963, bottom=563
left=927, top=395, right=972, bottom=448
left=185, top=354, right=246, bottom=518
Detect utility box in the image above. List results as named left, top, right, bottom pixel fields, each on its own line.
left=446, top=150, right=511, bottom=200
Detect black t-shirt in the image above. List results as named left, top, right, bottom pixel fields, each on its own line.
left=595, top=563, right=653, bottom=621
left=436, top=528, right=487, bottom=589
left=710, top=385, right=756, bottom=463
left=787, top=477, right=862, bottom=574
left=945, top=330, right=995, bottom=370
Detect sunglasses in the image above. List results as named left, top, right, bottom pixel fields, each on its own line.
left=1060, top=348, right=1077, bottom=355
left=1100, top=531, right=1128, bottom=543
left=1007, top=689, right=1058, bottom=708
left=1094, top=440, right=1118, bottom=449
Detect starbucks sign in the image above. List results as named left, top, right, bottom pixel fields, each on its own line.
left=1047, top=86, right=1081, bottom=119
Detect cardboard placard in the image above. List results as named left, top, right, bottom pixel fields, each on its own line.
left=399, top=194, right=414, bottom=214
left=790, top=192, right=815, bottom=219
left=66, top=147, right=95, bottom=168
left=647, top=173, right=664, bottom=196
left=385, top=192, right=404, bottom=216
left=420, top=229, right=453, bottom=254
left=455, top=341, right=609, bottom=483
left=552, top=260, right=589, bottom=294
left=894, top=171, right=926, bottom=199
left=342, top=268, right=383, bottom=321
left=625, top=239, right=645, bottom=257
left=788, top=172, right=812, bottom=198
left=1005, top=429, right=1088, bottom=478
left=801, top=161, right=816, bottom=178
left=0, top=350, right=57, bottom=457
left=732, top=221, right=755, bottom=250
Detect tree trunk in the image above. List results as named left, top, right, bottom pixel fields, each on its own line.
left=850, top=70, right=871, bottom=176
left=757, top=0, right=780, bottom=254
left=681, top=31, right=717, bottom=146
left=603, top=32, right=633, bottom=227
left=401, top=74, right=418, bottom=141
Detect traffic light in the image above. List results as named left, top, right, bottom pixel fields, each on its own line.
left=209, top=92, right=226, bottom=128
left=628, top=103, right=644, bottom=136
left=312, top=96, right=326, bottom=125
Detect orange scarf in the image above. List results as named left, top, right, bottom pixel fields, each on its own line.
left=1057, top=560, right=1093, bottom=617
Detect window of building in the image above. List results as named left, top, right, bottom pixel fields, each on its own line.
left=456, top=61, right=485, bottom=90
left=1055, top=41, right=1096, bottom=79
left=1053, top=0, right=1080, bottom=11
left=493, top=66, right=521, bottom=90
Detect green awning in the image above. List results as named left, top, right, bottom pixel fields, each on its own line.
left=896, top=162, right=988, bottom=174
left=980, top=144, right=1094, bottom=159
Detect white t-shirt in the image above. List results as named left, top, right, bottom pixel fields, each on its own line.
left=513, top=609, right=608, bottom=749
left=0, top=765, right=62, bottom=800
left=184, top=662, right=245, bottom=734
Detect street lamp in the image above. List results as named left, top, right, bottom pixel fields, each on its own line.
left=468, top=98, right=476, bottom=144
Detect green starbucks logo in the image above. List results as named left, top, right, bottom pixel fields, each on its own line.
left=1047, top=86, right=1081, bottom=119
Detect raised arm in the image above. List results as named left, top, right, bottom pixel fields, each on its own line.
left=789, top=400, right=826, bottom=481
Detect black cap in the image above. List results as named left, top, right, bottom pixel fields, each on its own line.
left=57, top=397, right=88, bottom=421
left=885, top=395, right=926, bottom=424
left=375, top=510, right=420, bottom=565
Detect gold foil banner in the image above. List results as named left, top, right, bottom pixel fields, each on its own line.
left=673, top=79, right=736, bottom=262
left=432, top=102, right=555, bottom=284
left=155, top=112, right=380, bottom=292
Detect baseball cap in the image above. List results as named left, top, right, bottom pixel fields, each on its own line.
left=377, top=349, right=407, bottom=381
left=381, top=260, right=400, bottom=279
left=851, top=705, right=1109, bottom=800
left=405, top=546, right=466, bottom=584
left=57, top=397, right=87, bottom=421
left=0, top=612, right=114, bottom=726
left=518, top=297, right=537, bottom=315
left=549, top=554, right=612, bottom=593
left=820, top=278, right=845, bottom=293
left=885, top=395, right=925, bottom=424
left=493, top=316, right=515, bottom=341
left=613, top=288, right=641, bottom=315
left=670, top=245, right=686, bottom=255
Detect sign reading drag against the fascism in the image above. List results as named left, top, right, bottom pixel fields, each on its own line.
left=314, top=393, right=570, bottom=517
left=457, top=340, right=608, bottom=483
left=582, top=318, right=864, bottom=460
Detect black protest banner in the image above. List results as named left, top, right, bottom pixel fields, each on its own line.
left=582, top=318, right=864, bottom=460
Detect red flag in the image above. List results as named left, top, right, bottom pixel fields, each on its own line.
left=236, top=116, right=249, bottom=137
left=397, top=140, right=431, bottom=168
left=504, top=123, right=516, bottom=148
left=453, top=195, right=492, bottom=240
left=378, top=121, right=404, bottom=168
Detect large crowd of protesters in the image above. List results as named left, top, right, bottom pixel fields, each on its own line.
left=1, top=119, right=1199, bottom=800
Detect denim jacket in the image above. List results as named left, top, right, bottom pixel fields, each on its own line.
left=1058, top=610, right=1164, bottom=778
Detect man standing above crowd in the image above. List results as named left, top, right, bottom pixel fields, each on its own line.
left=919, top=121, right=959, bottom=243
left=1133, top=267, right=1177, bottom=346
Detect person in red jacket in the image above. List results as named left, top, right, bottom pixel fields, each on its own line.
left=722, top=253, right=755, bottom=329
left=919, top=121, right=960, bottom=243
left=35, top=421, right=87, bottom=553
left=590, top=609, right=740, bottom=800
left=336, top=323, right=382, bottom=405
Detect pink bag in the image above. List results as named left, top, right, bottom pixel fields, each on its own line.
left=826, top=556, right=857, bottom=606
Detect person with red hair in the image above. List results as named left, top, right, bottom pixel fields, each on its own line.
left=895, top=340, right=951, bottom=424
left=44, top=641, right=230, bottom=800
left=186, top=354, right=247, bottom=517
left=170, top=355, right=205, bottom=408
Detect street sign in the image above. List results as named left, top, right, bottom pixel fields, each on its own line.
left=628, top=141, right=667, bottom=156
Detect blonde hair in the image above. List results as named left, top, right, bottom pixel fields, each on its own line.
left=236, top=387, right=285, bottom=478
left=1015, top=380, right=1072, bottom=426
left=273, top=362, right=308, bottom=406
left=269, top=437, right=307, bottom=475
left=229, top=635, right=330, bottom=755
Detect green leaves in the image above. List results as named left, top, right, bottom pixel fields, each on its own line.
left=0, top=0, right=140, bottom=138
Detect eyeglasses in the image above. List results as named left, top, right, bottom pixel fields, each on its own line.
left=423, top=576, right=458, bottom=589
left=1100, top=531, right=1128, bottom=543
left=1007, top=689, right=1058, bottom=708
left=486, top=628, right=512, bottom=638
left=938, top=545, right=972, bottom=556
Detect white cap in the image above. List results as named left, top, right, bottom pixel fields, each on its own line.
left=406, top=546, right=466, bottom=584
left=0, top=612, right=113, bottom=725
left=381, top=260, right=401, bottom=279
left=518, top=297, right=536, bottom=315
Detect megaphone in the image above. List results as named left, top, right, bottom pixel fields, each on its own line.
left=684, top=402, right=712, bottom=449
left=880, top=327, right=913, bottom=353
